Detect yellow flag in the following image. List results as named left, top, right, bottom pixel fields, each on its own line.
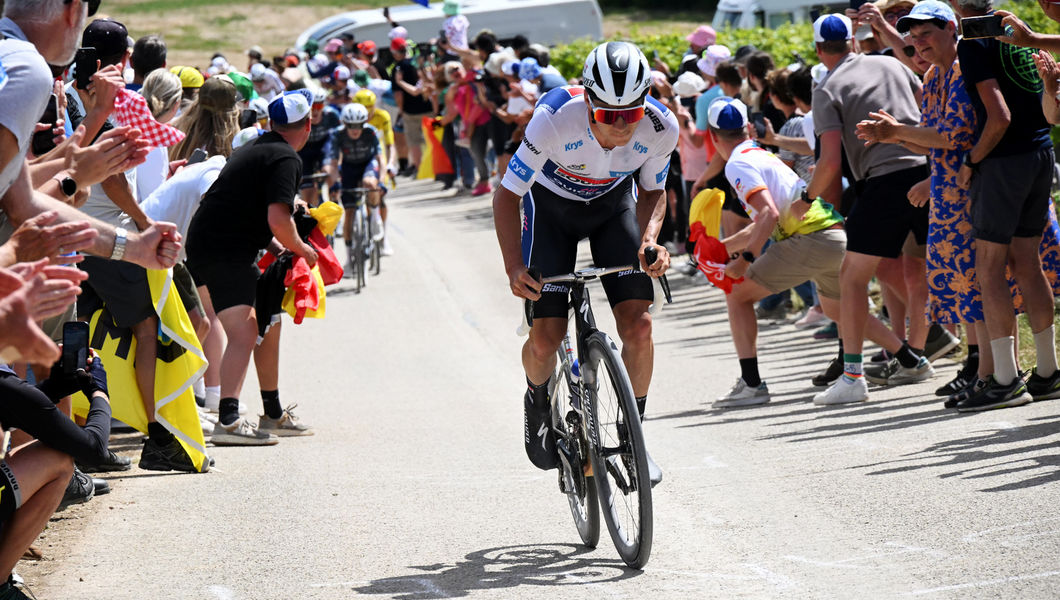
left=688, top=188, right=726, bottom=239
left=73, top=269, right=209, bottom=472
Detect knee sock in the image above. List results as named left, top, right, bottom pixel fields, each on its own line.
left=636, top=395, right=647, bottom=420
left=962, top=344, right=980, bottom=378
left=895, top=342, right=921, bottom=369
left=739, top=357, right=761, bottom=387
left=147, top=422, right=173, bottom=444
left=842, top=353, right=863, bottom=383
left=1033, top=325, right=1058, bottom=377
left=219, top=397, right=240, bottom=426
left=526, top=377, right=548, bottom=409
left=990, top=336, right=1018, bottom=385
left=261, top=389, right=282, bottom=419
left=399, top=157, right=408, bottom=172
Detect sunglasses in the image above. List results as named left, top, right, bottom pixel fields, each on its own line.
left=588, top=99, right=646, bottom=125
left=64, top=0, right=100, bottom=16
left=346, top=124, right=364, bottom=130
left=312, top=102, right=325, bottom=109
left=902, top=45, right=917, bottom=58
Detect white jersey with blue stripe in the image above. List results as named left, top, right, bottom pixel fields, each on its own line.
left=500, top=86, right=679, bottom=201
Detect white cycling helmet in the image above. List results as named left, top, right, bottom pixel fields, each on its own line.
left=340, top=102, right=369, bottom=125
left=581, top=41, right=651, bottom=107
left=311, top=87, right=328, bottom=104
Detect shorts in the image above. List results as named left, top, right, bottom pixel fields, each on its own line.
left=488, top=117, right=515, bottom=155
left=901, top=231, right=926, bottom=260
left=521, top=179, right=654, bottom=318
left=0, top=460, right=22, bottom=525
left=747, top=228, right=846, bottom=300
left=402, top=111, right=431, bottom=154
left=845, top=164, right=930, bottom=258
left=971, top=146, right=1054, bottom=244
left=186, top=259, right=259, bottom=314
left=299, top=157, right=325, bottom=189
left=173, top=263, right=204, bottom=316
left=78, top=256, right=155, bottom=328
left=339, top=160, right=381, bottom=208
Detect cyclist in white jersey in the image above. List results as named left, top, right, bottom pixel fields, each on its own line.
left=492, top=42, right=678, bottom=480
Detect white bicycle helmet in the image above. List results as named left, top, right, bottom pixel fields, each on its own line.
left=311, top=87, right=328, bottom=104
left=340, top=102, right=369, bottom=125
left=581, top=41, right=651, bottom=107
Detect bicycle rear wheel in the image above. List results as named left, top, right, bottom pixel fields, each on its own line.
left=584, top=331, right=653, bottom=569
left=371, top=235, right=381, bottom=276
left=550, top=353, right=600, bottom=548
left=352, top=208, right=367, bottom=292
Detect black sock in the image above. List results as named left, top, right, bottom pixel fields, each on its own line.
left=739, top=357, right=761, bottom=387
left=837, top=339, right=844, bottom=362
left=147, top=422, right=173, bottom=444
left=399, top=157, right=408, bottom=171
left=962, top=345, right=980, bottom=378
left=526, top=377, right=548, bottom=408
left=219, top=397, right=240, bottom=426
left=194, top=395, right=205, bottom=408
left=635, top=395, right=647, bottom=420
left=895, top=342, right=921, bottom=368
left=261, top=390, right=282, bottom=419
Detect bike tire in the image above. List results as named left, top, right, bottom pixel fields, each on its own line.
left=550, top=352, right=600, bottom=549
left=353, top=209, right=367, bottom=293
left=371, top=236, right=381, bottom=276
left=584, top=331, right=653, bottom=569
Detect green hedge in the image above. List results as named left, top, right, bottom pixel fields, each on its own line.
left=551, top=0, right=1060, bottom=80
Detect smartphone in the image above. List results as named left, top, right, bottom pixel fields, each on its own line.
left=750, top=112, right=767, bottom=139
left=31, top=94, right=59, bottom=156
left=849, top=0, right=869, bottom=8
left=652, top=49, right=660, bottom=61
left=61, top=321, right=90, bottom=375
left=961, top=15, right=1006, bottom=39
left=74, top=47, right=98, bottom=90
left=187, top=148, right=208, bottom=165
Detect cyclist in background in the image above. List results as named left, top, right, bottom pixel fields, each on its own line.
left=325, top=103, right=385, bottom=272
left=299, top=88, right=341, bottom=207
left=491, top=42, right=678, bottom=484
left=353, top=88, right=398, bottom=255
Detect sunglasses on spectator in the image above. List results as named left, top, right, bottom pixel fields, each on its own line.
left=588, top=98, right=646, bottom=125
left=902, top=45, right=917, bottom=58
left=63, top=0, right=100, bottom=16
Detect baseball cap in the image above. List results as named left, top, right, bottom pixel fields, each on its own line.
left=732, top=44, right=758, bottom=64
left=225, top=71, right=257, bottom=102
left=82, top=18, right=129, bottom=59
left=249, top=63, right=268, bottom=81
left=246, top=45, right=263, bottom=58
left=673, top=71, right=707, bottom=97
left=389, top=26, right=409, bottom=41
left=352, top=69, right=370, bottom=88
left=876, top=0, right=917, bottom=13
left=324, top=38, right=343, bottom=54
left=391, top=37, right=408, bottom=53
left=518, top=57, right=541, bottom=81
left=232, top=127, right=263, bottom=150
left=697, top=44, right=732, bottom=77
left=332, top=65, right=351, bottom=81
left=813, top=14, right=853, bottom=42
left=686, top=25, right=717, bottom=48
left=358, top=40, right=377, bottom=56
left=707, top=97, right=748, bottom=130
left=170, top=66, right=204, bottom=89
left=443, top=0, right=460, bottom=16
left=895, top=0, right=956, bottom=32
left=268, top=91, right=311, bottom=125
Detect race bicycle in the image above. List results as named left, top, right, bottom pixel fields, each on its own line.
left=340, top=187, right=381, bottom=293
left=519, top=249, right=672, bottom=569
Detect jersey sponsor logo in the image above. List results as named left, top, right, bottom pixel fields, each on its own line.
left=734, top=177, right=743, bottom=192
left=633, top=141, right=648, bottom=154
left=541, top=161, right=618, bottom=199
left=647, top=108, right=664, bottom=132
left=568, top=164, right=587, bottom=171
left=646, top=95, right=670, bottom=117
left=509, top=155, right=534, bottom=182
left=609, top=169, right=635, bottom=177
left=523, top=138, right=541, bottom=155
left=565, top=140, right=584, bottom=151
left=655, top=161, right=670, bottom=184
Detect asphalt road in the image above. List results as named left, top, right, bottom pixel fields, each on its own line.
left=24, top=178, right=1060, bottom=599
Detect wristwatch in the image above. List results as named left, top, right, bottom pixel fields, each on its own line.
left=799, top=188, right=812, bottom=204
left=963, top=153, right=980, bottom=172
left=741, top=251, right=756, bottom=263
left=54, top=173, right=77, bottom=197
left=110, top=227, right=127, bottom=261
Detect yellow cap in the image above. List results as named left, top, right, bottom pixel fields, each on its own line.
left=170, top=65, right=204, bottom=89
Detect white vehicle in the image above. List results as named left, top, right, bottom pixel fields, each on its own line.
left=713, top=0, right=846, bottom=29
left=296, top=0, right=604, bottom=50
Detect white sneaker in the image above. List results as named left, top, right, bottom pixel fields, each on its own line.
left=794, top=306, right=830, bottom=329
left=199, top=410, right=216, bottom=436
left=370, top=209, right=384, bottom=242
left=813, top=377, right=870, bottom=405
left=211, top=417, right=278, bottom=446
left=381, top=237, right=393, bottom=256
left=714, top=377, right=771, bottom=408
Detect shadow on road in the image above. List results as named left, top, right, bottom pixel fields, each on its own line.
left=353, top=543, right=639, bottom=598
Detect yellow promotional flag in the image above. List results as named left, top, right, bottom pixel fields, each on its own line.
left=73, top=269, right=209, bottom=472
left=688, top=188, right=726, bottom=239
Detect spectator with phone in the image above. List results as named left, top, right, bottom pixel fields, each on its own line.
left=947, top=0, right=1060, bottom=410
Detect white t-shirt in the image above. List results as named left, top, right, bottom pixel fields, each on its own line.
left=444, top=15, right=470, bottom=50
left=0, top=27, right=52, bottom=199
left=505, top=81, right=538, bottom=115
left=724, top=139, right=803, bottom=221
left=139, top=155, right=225, bottom=260
left=801, top=111, right=816, bottom=152
left=135, top=146, right=169, bottom=201
left=500, top=86, right=679, bottom=201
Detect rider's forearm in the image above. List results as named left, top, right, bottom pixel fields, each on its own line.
left=637, top=188, right=666, bottom=245
left=492, top=185, right=524, bottom=272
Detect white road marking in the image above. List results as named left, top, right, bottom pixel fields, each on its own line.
left=903, top=570, right=1060, bottom=596
left=206, top=585, right=236, bottom=600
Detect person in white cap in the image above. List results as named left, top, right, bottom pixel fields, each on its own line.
left=704, top=97, right=854, bottom=408
left=184, top=91, right=318, bottom=445
left=803, top=13, right=934, bottom=406
left=694, top=45, right=731, bottom=134
left=249, top=62, right=284, bottom=102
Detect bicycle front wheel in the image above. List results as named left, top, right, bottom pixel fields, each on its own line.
left=550, top=354, right=600, bottom=549
left=584, top=332, right=653, bottom=569
left=353, top=208, right=367, bottom=291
